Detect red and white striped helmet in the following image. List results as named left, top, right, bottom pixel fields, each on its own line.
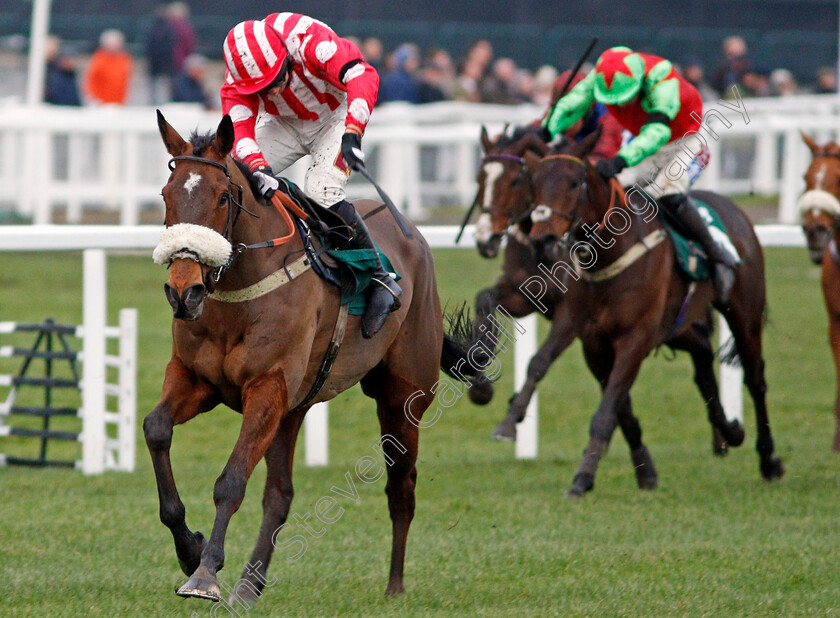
left=223, top=20, right=288, bottom=95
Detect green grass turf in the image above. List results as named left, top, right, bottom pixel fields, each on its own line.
left=0, top=247, right=838, bottom=617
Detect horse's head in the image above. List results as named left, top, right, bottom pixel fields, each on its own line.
left=528, top=130, right=602, bottom=264
left=473, top=126, right=549, bottom=258
left=799, top=132, right=840, bottom=264
left=153, top=111, right=239, bottom=320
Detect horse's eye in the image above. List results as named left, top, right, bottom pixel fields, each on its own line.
left=570, top=179, right=580, bottom=189
left=219, top=194, right=229, bottom=208
left=510, top=177, right=521, bottom=187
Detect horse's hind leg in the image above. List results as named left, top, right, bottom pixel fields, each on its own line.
left=827, top=317, right=840, bottom=452
left=361, top=368, right=427, bottom=596
left=676, top=328, right=746, bottom=453
left=144, top=358, right=220, bottom=578
left=177, top=371, right=287, bottom=601
left=229, top=411, right=305, bottom=605
left=724, top=308, right=785, bottom=480
left=493, top=309, right=576, bottom=441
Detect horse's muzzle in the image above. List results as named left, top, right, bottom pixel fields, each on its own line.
left=165, top=282, right=206, bottom=320
left=533, top=235, right=561, bottom=264
left=803, top=226, right=832, bottom=264
left=477, top=235, right=503, bottom=259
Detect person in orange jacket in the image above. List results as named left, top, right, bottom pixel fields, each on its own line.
left=84, top=29, right=133, bottom=105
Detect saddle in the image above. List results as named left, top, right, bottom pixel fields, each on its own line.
left=656, top=195, right=740, bottom=282
left=275, top=179, right=400, bottom=315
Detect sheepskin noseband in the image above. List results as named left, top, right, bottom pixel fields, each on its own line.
left=153, top=223, right=233, bottom=267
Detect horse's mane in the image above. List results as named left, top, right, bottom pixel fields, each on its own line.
left=189, top=129, right=264, bottom=202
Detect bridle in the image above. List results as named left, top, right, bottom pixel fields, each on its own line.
left=168, top=155, right=256, bottom=242
left=477, top=153, right=536, bottom=231
left=530, top=153, right=625, bottom=237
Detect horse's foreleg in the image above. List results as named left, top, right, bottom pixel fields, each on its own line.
left=829, top=318, right=840, bottom=452
left=493, top=309, right=575, bottom=441
left=144, top=358, right=219, bottom=577
left=229, top=411, right=304, bottom=606
left=570, top=333, right=649, bottom=497
left=177, top=371, right=287, bottom=601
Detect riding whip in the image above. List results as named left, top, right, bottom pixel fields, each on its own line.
left=355, top=162, right=413, bottom=239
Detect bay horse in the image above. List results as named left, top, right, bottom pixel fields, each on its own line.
left=145, top=111, right=482, bottom=603
left=798, top=132, right=840, bottom=452
left=526, top=131, right=784, bottom=496
left=469, top=126, right=578, bottom=442
left=472, top=128, right=729, bottom=474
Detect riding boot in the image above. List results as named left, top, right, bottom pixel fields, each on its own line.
left=665, top=194, right=738, bottom=305
left=330, top=200, right=403, bottom=338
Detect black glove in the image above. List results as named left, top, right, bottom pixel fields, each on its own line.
left=341, top=133, right=365, bottom=172
left=536, top=125, right=553, bottom=143
left=594, top=156, right=627, bottom=181
left=253, top=165, right=280, bottom=199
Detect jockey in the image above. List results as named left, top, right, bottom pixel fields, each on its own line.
left=541, top=70, right=624, bottom=161
left=220, top=14, right=401, bottom=338
left=543, top=46, right=737, bottom=304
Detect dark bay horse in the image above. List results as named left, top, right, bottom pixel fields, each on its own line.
left=472, top=129, right=727, bottom=475
left=525, top=132, right=784, bottom=496
left=469, top=127, right=578, bottom=441
left=798, top=132, right=840, bottom=451
left=145, top=112, right=482, bottom=603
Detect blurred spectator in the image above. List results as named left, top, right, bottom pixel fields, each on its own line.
left=44, top=35, right=81, bottom=106
left=513, top=69, right=535, bottom=103
left=167, top=1, right=196, bottom=76
left=709, top=35, right=751, bottom=96
left=362, top=37, right=385, bottom=73
left=145, top=4, right=176, bottom=105
left=464, top=39, right=494, bottom=80
left=424, top=48, right=457, bottom=98
left=417, top=61, right=449, bottom=104
left=679, top=58, right=717, bottom=101
left=816, top=66, right=837, bottom=93
left=379, top=43, right=421, bottom=103
left=480, top=57, right=521, bottom=104
left=172, top=53, right=211, bottom=107
left=769, top=68, right=799, bottom=96
left=530, top=65, right=558, bottom=106
left=84, top=29, right=133, bottom=105
left=452, top=58, right=484, bottom=102
left=740, top=65, right=771, bottom=97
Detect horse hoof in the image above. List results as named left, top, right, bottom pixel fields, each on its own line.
left=491, top=420, right=516, bottom=441
left=712, top=440, right=729, bottom=457
left=631, top=447, right=658, bottom=490
left=176, top=566, right=221, bottom=601
left=724, top=420, right=745, bottom=447
left=468, top=382, right=494, bottom=405
left=760, top=457, right=785, bottom=481
left=567, top=472, right=594, bottom=498
left=177, top=531, right=207, bottom=576
left=384, top=581, right=405, bottom=596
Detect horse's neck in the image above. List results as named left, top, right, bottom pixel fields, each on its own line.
left=578, top=177, right=646, bottom=261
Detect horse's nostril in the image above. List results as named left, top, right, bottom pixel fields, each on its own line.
left=182, top=284, right=207, bottom=311
left=164, top=283, right=180, bottom=312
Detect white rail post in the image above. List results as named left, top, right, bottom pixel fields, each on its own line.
left=305, top=402, right=328, bottom=466
left=117, top=308, right=137, bottom=472
left=515, top=314, right=538, bottom=459
left=779, top=129, right=804, bottom=224
left=81, top=249, right=106, bottom=474
left=718, top=313, right=743, bottom=424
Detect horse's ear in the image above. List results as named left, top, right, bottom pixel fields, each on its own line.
left=480, top=125, right=493, bottom=154
left=157, top=109, right=188, bottom=156
left=801, top=131, right=821, bottom=155
left=523, top=150, right=541, bottom=175
left=574, top=123, right=602, bottom=159
left=214, top=115, right=235, bottom=158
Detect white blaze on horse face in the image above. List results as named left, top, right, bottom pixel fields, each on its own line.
left=183, top=172, right=202, bottom=197
left=814, top=163, right=828, bottom=191
left=482, top=161, right=504, bottom=211
left=474, top=213, right=493, bottom=243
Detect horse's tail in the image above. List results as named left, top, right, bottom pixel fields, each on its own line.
left=440, top=302, right=493, bottom=386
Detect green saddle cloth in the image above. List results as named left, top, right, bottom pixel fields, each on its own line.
left=325, top=245, right=401, bottom=315
left=660, top=197, right=741, bottom=281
